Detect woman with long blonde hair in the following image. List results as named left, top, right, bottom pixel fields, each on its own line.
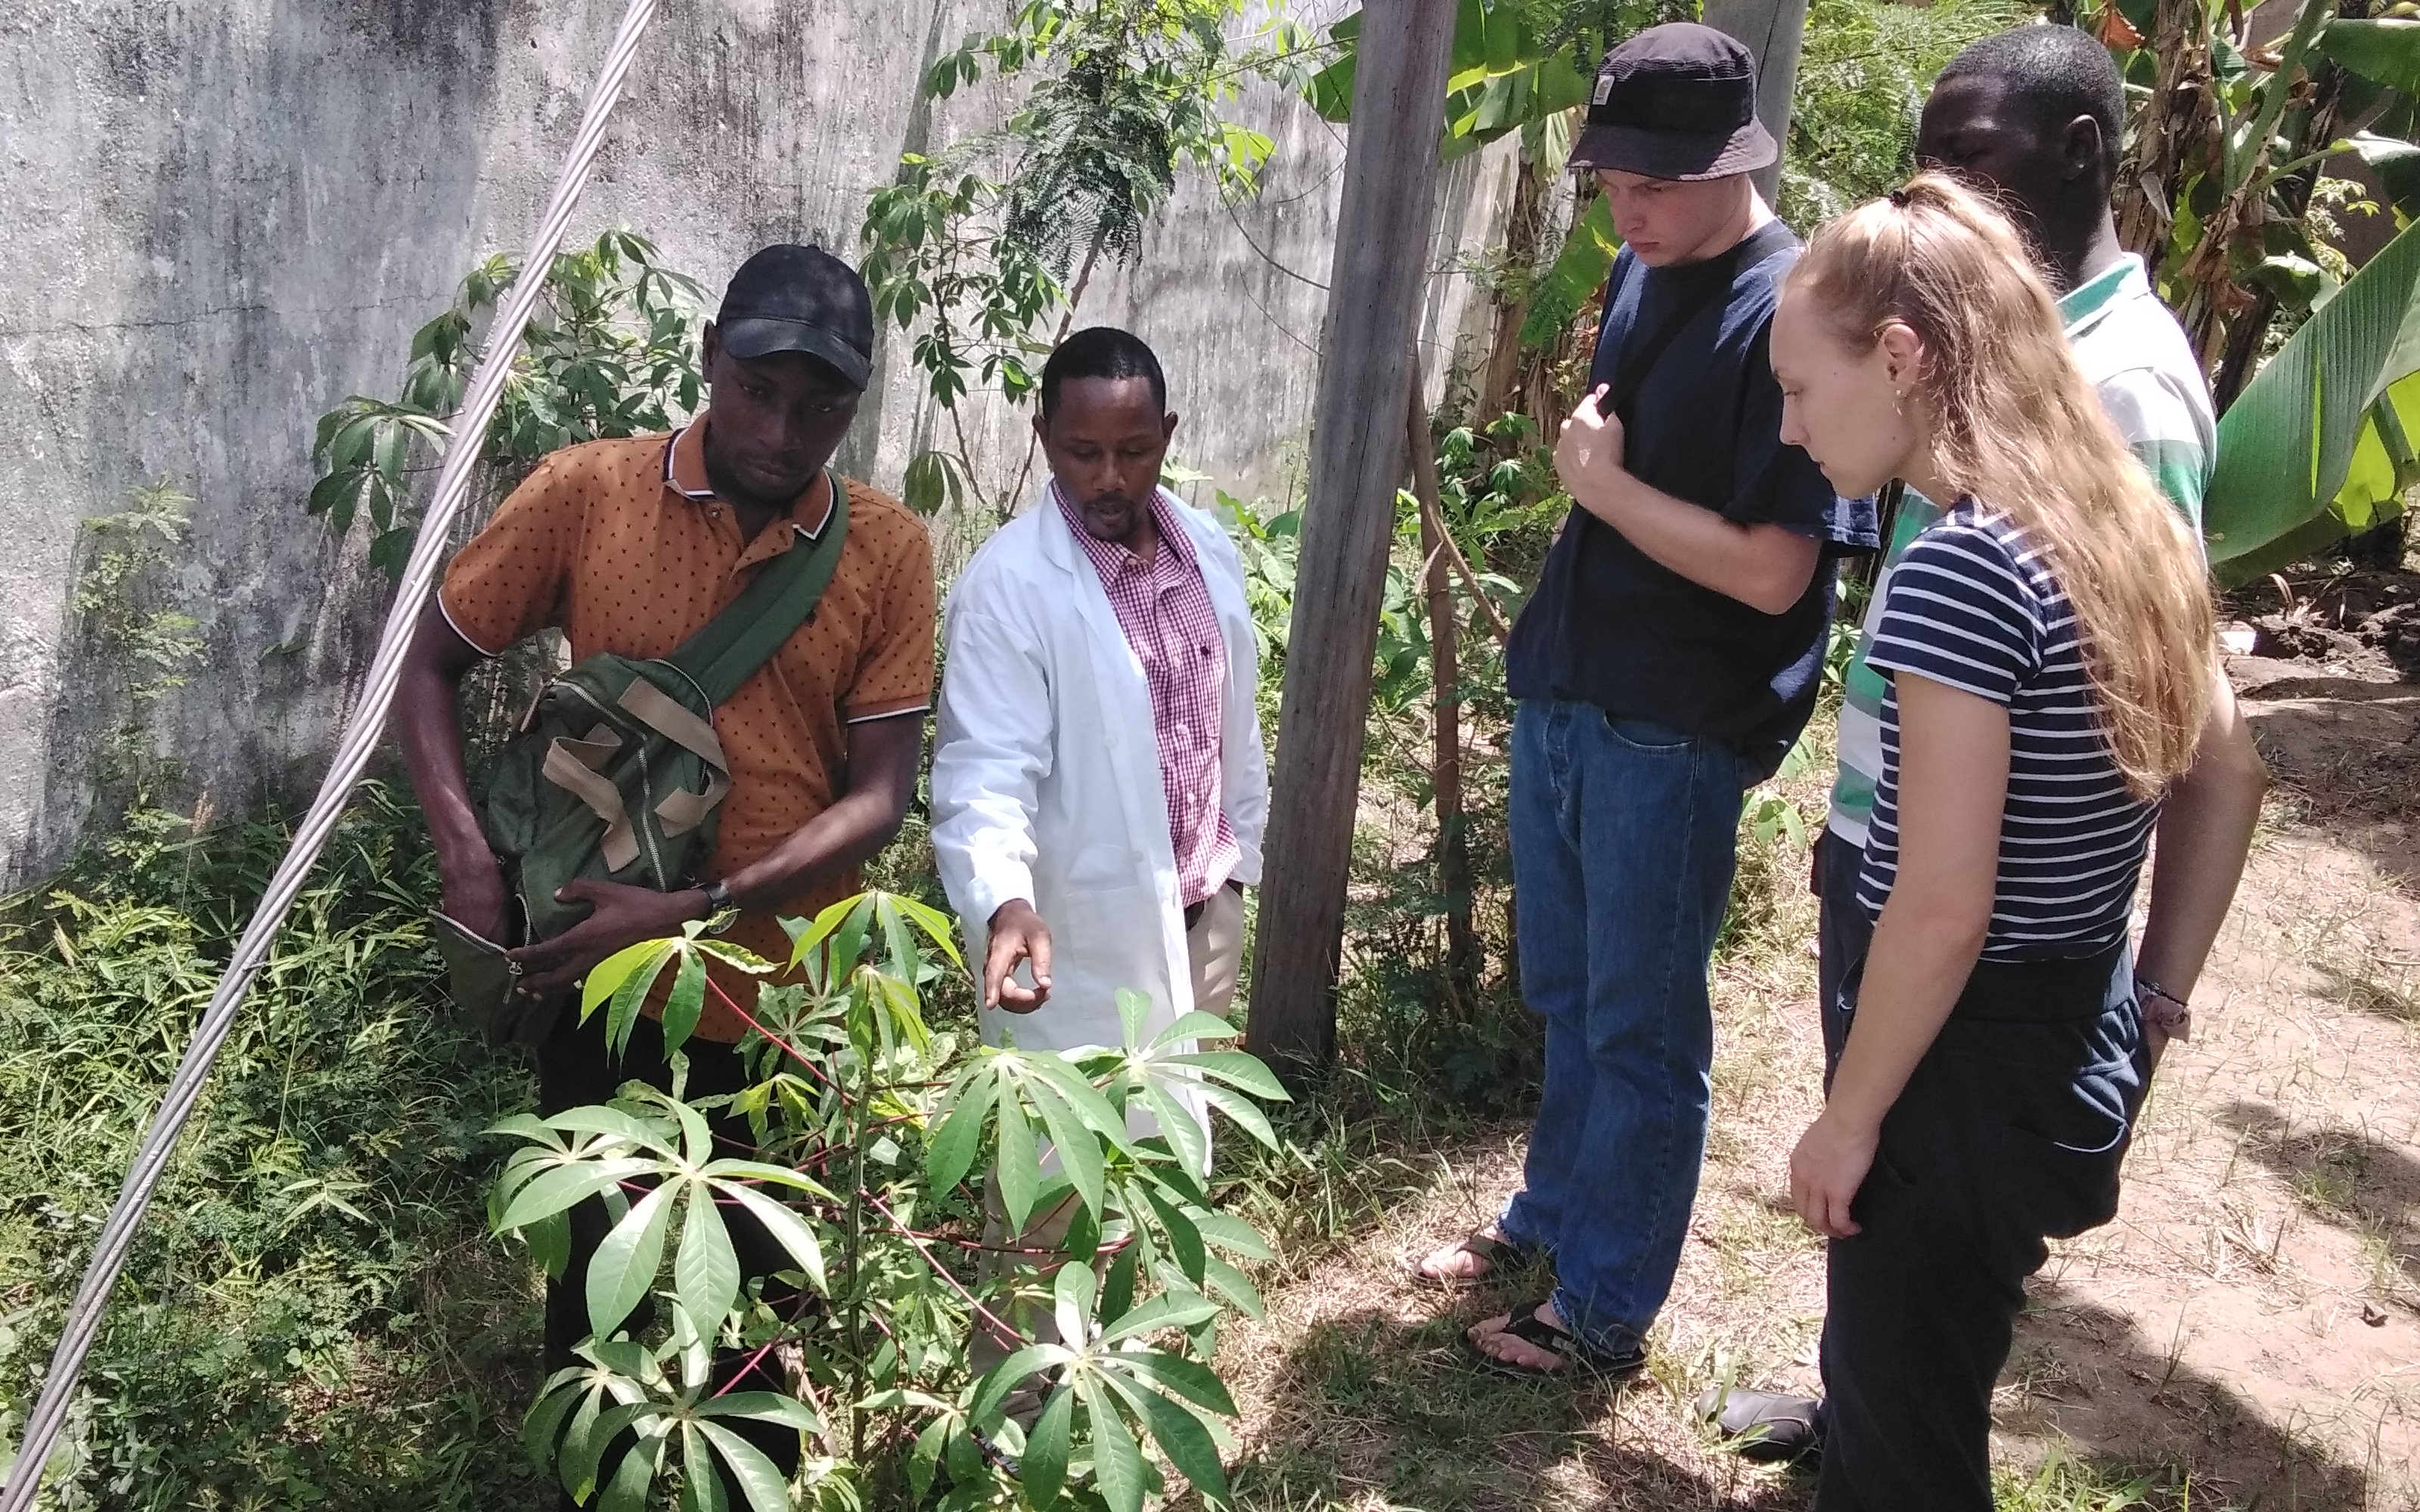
left=1769, top=172, right=2257, bottom=1507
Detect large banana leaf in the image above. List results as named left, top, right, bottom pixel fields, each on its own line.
left=1519, top=194, right=1621, bottom=347
left=2318, top=17, right=2420, bottom=99
left=2205, top=214, right=2420, bottom=581
left=1304, top=0, right=1590, bottom=162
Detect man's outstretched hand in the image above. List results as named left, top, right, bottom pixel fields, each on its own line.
left=508, top=879, right=707, bottom=999
left=984, top=899, right=1053, bottom=1012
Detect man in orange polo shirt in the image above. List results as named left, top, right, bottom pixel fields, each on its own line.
left=393, top=243, right=932, bottom=1496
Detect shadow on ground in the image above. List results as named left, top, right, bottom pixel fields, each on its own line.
left=2002, top=1093, right=2408, bottom=1507
left=1224, top=1306, right=1810, bottom=1511
left=2217, top=1099, right=2420, bottom=1294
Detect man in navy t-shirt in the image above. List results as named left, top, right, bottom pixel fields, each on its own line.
left=1418, top=23, right=1874, bottom=1377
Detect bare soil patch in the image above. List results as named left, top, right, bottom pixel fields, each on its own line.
left=1215, top=652, right=2420, bottom=1510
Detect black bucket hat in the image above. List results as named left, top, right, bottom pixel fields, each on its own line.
left=1570, top=23, right=1778, bottom=182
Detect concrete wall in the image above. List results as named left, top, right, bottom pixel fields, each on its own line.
left=0, top=0, right=1516, bottom=885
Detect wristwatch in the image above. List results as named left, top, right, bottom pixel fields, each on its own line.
left=697, top=878, right=736, bottom=931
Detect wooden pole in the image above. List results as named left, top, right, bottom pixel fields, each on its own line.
left=1702, top=0, right=1810, bottom=206
left=1246, top=0, right=1460, bottom=1076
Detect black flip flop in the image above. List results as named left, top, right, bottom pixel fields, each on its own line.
left=1466, top=1298, right=1646, bottom=1380
left=1409, top=1230, right=1524, bottom=1288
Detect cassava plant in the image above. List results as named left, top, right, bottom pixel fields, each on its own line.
left=486, top=891, right=1289, bottom=1510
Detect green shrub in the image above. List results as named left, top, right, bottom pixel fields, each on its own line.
left=0, top=785, right=543, bottom=1510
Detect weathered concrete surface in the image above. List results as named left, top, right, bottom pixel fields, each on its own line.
left=0, top=0, right=1513, bottom=885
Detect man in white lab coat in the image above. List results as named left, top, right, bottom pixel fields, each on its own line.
left=931, top=327, right=1267, bottom=1068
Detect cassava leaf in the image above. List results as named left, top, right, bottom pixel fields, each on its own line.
left=693, top=1420, right=793, bottom=1512
left=995, top=1084, right=1041, bottom=1235
left=1021, top=1383, right=1075, bottom=1506
left=926, top=1066, right=1001, bottom=1194
left=1158, top=1050, right=1289, bottom=1101
left=1196, top=1081, right=1281, bottom=1152
left=1140, top=1081, right=1210, bottom=1184
left=493, top=1158, right=655, bottom=1232
left=659, top=951, right=707, bottom=1057
left=1118, top=1347, right=1239, bottom=1418
left=1026, top=1079, right=1107, bottom=1216
left=1101, top=1290, right=1222, bottom=1345
left=970, top=1343, right=1073, bottom=1426
left=1117, top=987, right=1153, bottom=1049
left=1080, top=1374, right=1146, bottom=1512
left=1110, top=1370, right=1231, bottom=1505
left=675, top=1179, right=742, bottom=1328
left=679, top=1422, right=731, bottom=1512
left=584, top=937, right=679, bottom=1018
left=587, top=1182, right=680, bottom=1338
left=1150, top=1011, right=1244, bottom=1048
left=715, top=1181, right=830, bottom=1294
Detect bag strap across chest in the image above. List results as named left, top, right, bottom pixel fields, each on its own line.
left=666, top=470, right=852, bottom=707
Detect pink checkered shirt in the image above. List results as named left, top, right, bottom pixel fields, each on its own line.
left=1055, top=482, right=1239, bottom=908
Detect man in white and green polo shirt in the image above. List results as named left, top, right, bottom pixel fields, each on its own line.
left=1820, top=24, right=2217, bottom=1066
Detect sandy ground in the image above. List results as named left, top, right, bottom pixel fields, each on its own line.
left=1211, top=652, right=2420, bottom=1511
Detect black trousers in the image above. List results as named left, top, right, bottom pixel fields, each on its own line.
left=1815, top=944, right=2150, bottom=1512
left=536, top=1009, right=806, bottom=1504
left=1813, top=829, right=1872, bottom=1080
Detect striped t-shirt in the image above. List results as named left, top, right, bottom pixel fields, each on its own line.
left=1855, top=503, right=2158, bottom=960
left=1827, top=254, right=2212, bottom=847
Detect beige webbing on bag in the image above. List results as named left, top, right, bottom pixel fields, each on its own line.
left=541, top=737, right=643, bottom=872
left=617, top=677, right=732, bottom=837
left=530, top=677, right=734, bottom=869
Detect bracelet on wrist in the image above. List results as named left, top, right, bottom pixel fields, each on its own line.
left=2136, top=977, right=2192, bottom=1040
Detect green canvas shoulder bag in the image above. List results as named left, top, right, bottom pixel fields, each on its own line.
left=431, top=476, right=849, bottom=1046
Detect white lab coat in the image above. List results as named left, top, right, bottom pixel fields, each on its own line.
left=930, top=486, right=1267, bottom=1064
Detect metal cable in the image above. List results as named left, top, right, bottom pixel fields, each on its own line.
left=0, top=3, right=659, bottom=1501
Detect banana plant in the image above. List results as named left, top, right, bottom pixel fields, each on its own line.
left=2205, top=210, right=2420, bottom=576
left=1305, top=0, right=1608, bottom=352
left=2108, top=0, right=2420, bottom=571
left=1302, top=0, right=1596, bottom=162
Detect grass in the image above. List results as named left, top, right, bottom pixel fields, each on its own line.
left=0, top=785, right=544, bottom=1510
left=1990, top=1452, right=2238, bottom=1512
left=3, top=670, right=2407, bottom=1506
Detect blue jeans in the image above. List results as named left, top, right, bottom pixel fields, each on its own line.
left=1498, top=699, right=1742, bottom=1359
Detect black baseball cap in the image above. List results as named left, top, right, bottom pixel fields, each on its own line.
left=715, top=244, right=875, bottom=390
left=1570, top=23, right=1778, bottom=182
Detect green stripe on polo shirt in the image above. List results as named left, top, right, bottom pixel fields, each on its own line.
left=2057, top=257, right=2133, bottom=332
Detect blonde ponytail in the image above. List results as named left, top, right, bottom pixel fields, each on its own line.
left=1789, top=173, right=2215, bottom=796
